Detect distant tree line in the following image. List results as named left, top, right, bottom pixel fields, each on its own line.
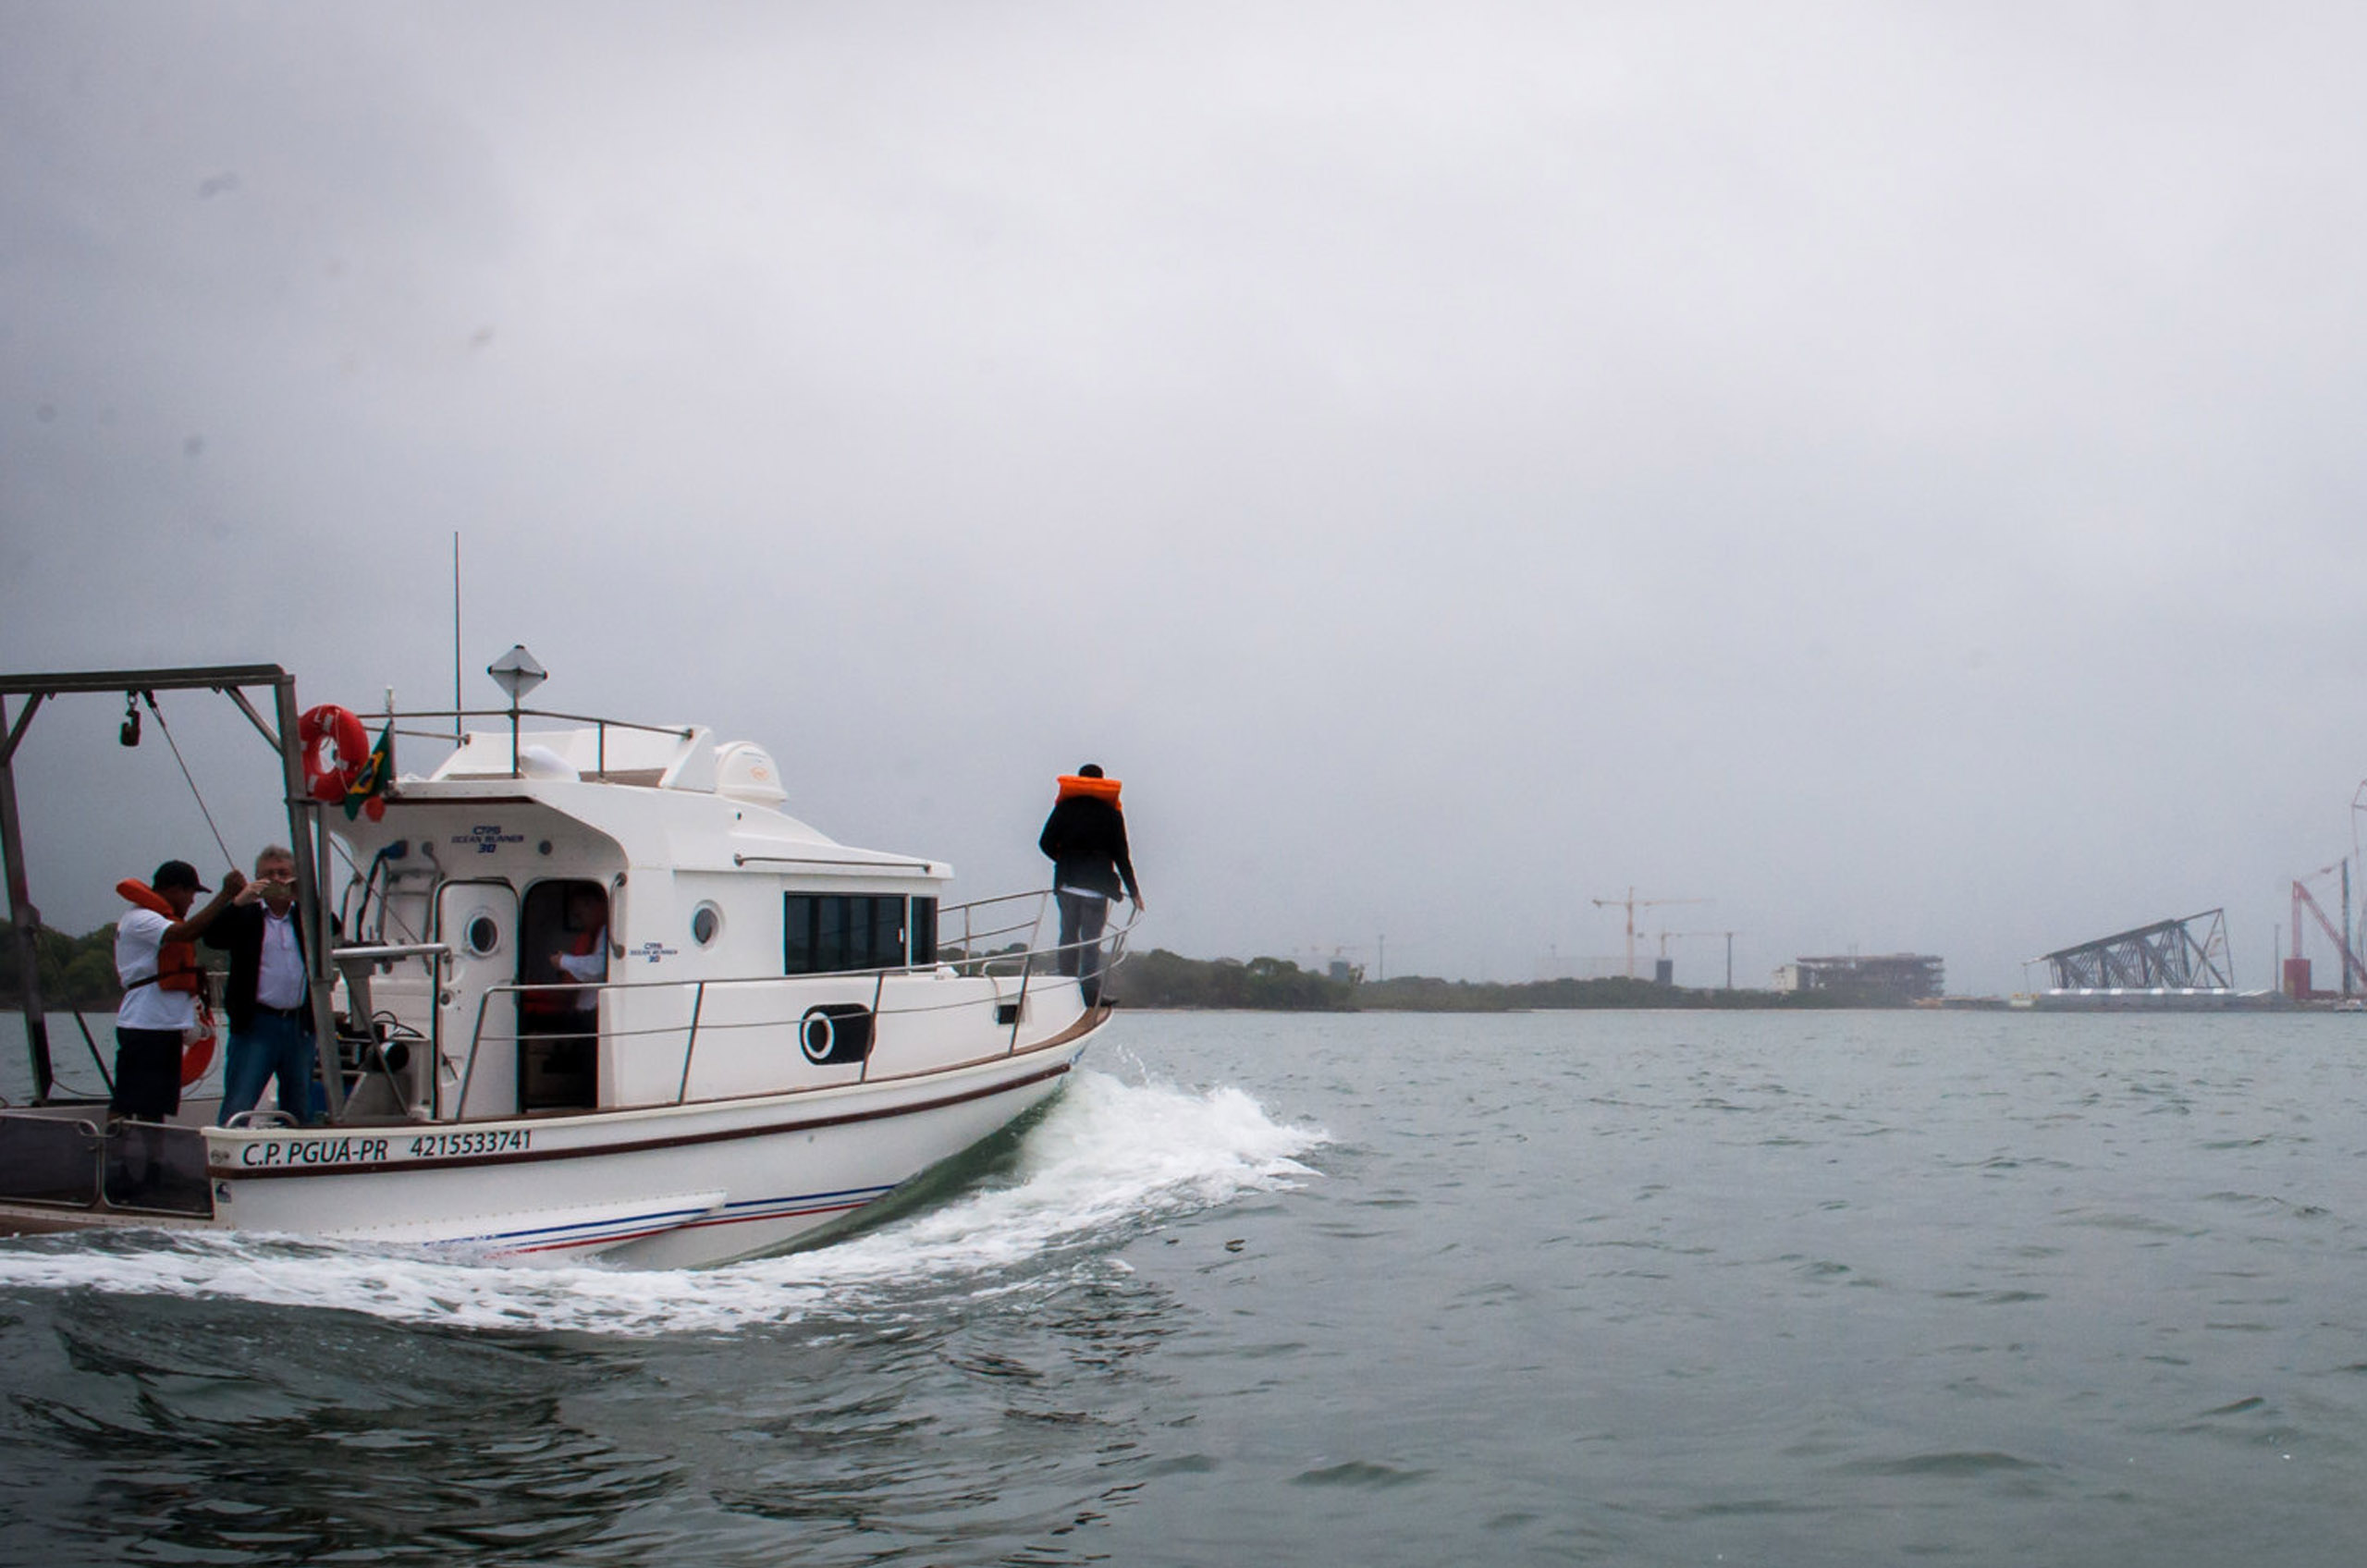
left=0, top=922, right=228, bottom=1012
left=1352, top=973, right=1839, bottom=1011
left=1110, top=950, right=1358, bottom=1010
left=0, top=924, right=128, bottom=1011
left=1106, top=949, right=1849, bottom=1012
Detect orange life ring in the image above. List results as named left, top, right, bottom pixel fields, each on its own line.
left=181, top=1016, right=217, bottom=1086
left=300, top=704, right=371, bottom=802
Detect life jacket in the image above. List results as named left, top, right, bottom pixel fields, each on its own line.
left=117, top=879, right=203, bottom=995
left=1055, top=774, right=1122, bottom=806
left=522, top=925, right=601, bottom=1016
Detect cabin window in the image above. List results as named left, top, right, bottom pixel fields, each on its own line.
left=783, top=894, right=934, bottom=974
left=464, top=913, right=503, bottom=957
left=691, top=901, right=722, bottom=947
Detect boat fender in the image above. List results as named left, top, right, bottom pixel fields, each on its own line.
left=299, top=704, right=372, bottom=803
left=800, top=1003, right=874, bottom=1065
left=180, top=1010, right=217, bottom=1086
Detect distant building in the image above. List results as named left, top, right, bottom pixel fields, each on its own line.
left=1772, top=953, right=1944, bottom=1003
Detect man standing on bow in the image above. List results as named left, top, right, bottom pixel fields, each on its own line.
left=1036, top=764, right=1145, bottom=1007
left=203, top=844, right=321, bottom=1125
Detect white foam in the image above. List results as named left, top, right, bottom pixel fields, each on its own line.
left=0, top=1070, right=1327, bottom=1337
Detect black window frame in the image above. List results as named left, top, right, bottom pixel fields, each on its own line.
left=783, top=893, right=938, bottom=975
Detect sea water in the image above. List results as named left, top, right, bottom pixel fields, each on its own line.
left=3, top=1008, right=2365, bottom=1565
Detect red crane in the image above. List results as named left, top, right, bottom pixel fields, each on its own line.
left=2287, top=862, right=2366, bottom=998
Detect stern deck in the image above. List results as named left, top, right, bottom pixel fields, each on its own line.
left=0, top=1107, right=215, bottom=1228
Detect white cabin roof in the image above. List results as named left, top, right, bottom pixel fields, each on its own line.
left=402, top=726, right=949, bottom=880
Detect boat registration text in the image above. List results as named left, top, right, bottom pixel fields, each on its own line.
left=234, top=1129, right=533, bottom=1168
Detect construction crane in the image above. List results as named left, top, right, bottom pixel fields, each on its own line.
left=1591, top=888, right=1706, bottom=979
left=2289, top=862, right=2367, bottom=998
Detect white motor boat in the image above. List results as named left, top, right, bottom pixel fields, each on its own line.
left=0, top=662, right=1134, bottom=1268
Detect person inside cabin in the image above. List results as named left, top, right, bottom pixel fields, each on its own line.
left=547, top=886, right=609, bottom=1011
left=1036, top=763, right=1145, bottom=1007
left=513, top=884, right=607, bottom=1109
left=204, top=844, right=324, bottom=1126
left=526, top=883, right=607, bottom=1055
left=112, top=858, right=243, bottom=1123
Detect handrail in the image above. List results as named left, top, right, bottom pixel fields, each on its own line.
left=333, top=941, right=452, bottom=964
left=865, top=970, right=885, bottom=1084
left=368, top=705, right=695, bottom=740
left=675, top=980, right=706, bottom=1103
left=451, top=989, right=497, bottom=1121
left=355, top=888, right=1138, bottom=1122
left=734, top=853, right=939, bottom=873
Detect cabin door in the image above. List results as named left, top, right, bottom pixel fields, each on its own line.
left=515, top=879, right=607, bottom=1113
left=435, top=879, right=519, bottom=1119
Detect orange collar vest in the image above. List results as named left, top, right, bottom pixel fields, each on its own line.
left=1055, top=775, right=1122, bottom=806
left=117, top=878, right=203, bottom=994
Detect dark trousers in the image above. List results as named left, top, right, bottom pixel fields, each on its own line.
left=1055, top=890, right=1111, bottom=1003
left=111, top=1027, right=184, bottom=1121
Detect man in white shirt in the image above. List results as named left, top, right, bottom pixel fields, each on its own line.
left=113, top=858, right=242, bottom=1121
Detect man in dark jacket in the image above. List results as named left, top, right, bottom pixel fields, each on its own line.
left=1036, top=764, right=1145, bottom=1006
left=202, top=844, right=321, bottom=1125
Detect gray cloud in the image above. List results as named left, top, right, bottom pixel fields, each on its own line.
left=6, top=3, right=2366, bottom=991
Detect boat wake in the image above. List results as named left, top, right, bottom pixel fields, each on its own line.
left=0, top=1070, right=1326, bottom=1336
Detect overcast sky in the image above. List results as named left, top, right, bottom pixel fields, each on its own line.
left=6, top=2, right=2367, bottom=994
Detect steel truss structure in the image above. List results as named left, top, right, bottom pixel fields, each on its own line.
left=2041, top=910, right=2230, bottom=990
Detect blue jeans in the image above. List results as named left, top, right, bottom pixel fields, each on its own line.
left=219, top=1011, right=317, bottom=1125
left=1055, top=890, right=1112, bottom=1004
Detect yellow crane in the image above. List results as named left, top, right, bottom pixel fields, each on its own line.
left=1591, top=888, right=1707, bottom=979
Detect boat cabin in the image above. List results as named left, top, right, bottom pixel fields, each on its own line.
left=336, top=717, right=957, bottom=1121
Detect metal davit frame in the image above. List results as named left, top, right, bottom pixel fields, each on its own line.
left=0, top=665, right=341, bottom=1115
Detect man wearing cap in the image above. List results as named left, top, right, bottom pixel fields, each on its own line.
left=113, top=858, right=243, bottom=1122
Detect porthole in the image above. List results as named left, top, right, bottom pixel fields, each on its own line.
left=465, top=913, right=502, bottom=956
left=691, top=901, right=722, bottom=947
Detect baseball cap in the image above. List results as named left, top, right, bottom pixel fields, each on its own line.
left=152, top=859, right=210, bottom=893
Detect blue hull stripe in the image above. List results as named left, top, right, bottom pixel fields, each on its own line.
left=425, top=1184, right=898, bottom=1255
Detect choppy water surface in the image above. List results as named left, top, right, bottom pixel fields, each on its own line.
left=5, top=1010, right=2366, bottom=1565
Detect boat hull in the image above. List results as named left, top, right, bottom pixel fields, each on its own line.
left=0, top=1028, right=1094, bottom=1268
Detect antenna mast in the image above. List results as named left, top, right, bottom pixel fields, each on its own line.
left=451, top=533, right=463, bottom=741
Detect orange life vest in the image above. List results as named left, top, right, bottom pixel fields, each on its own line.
left=1056, top=774, right=1123, bottom=806
left=117, top=879, right=203, bottom=995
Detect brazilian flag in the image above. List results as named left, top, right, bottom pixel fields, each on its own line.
left=343, top=721, right=394, bottom=821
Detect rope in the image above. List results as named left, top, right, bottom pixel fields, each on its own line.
left=135, top=691, right=427, bottom=944
left=140, top=691, right=235, bottom=871
left=70, top=1010, right=114, bottom=1095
